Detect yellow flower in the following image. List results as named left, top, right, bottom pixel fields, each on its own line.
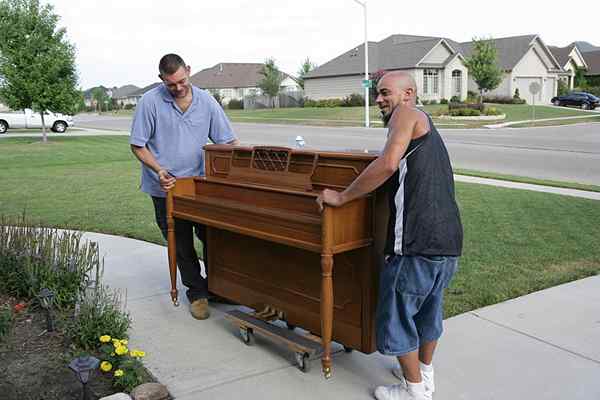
left=100, top=361, right=112, bottom=372
left=119, top=339, right=128, bottom=345
left=112, top=339, right=120, bottom=346
left=130, top=349, right=145, bottom=358
left=114, top=369, right=124, bottom=377
left=110, top=352, right=115, bottom=356
left=115, top=345, right=128, bottom=356
left=99, top=335, right=111, bottom=343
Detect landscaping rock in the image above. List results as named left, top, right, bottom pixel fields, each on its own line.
left=131, top=383, right=169, bottom=400
left=100, top=394, right=132, bottom=400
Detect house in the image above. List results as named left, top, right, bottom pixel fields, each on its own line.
left=304, top=34, right=468, bottom=102
left=119, top=82, right=162, bottom=107
left=305, top=33, right=563, bottom=105
left=0, top=102, right=8, bottom=112
left=189, top=63, right=300, bottom=105
left=111, top=85, right=140, bottom=107
left=461, top=35, right=563, bottom=104
left=548, top=44, right=588, bottom=90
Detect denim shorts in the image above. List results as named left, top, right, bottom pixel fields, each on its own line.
left=376, top=254, right=458, bottom=356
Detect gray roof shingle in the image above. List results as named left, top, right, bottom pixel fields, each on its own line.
left=582, top=50, right=600, bottom=75
left=112, top=85, right=140, bottom=99
left=460, top=35, right=538, bottom=70
left=304, top=35, right=463, bottom=79
left=190, top=63, right=293, bottom=89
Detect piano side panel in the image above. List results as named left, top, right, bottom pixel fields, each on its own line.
left=208, top=229, right=376, bottom=352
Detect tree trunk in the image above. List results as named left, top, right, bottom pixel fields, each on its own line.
left=40, top=111, right=48, bottom=143
left=479, top=89, right=484, bottom=107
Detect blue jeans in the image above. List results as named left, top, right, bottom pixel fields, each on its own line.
left=376, top=254, right=458, bottom=356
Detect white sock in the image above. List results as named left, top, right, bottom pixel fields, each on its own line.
left=405, top=379, right=426, bottom=394
left=419, top=361, right=433, bottom=373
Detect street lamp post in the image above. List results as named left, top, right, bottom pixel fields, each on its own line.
left=353, top=0, right=369, bottom=128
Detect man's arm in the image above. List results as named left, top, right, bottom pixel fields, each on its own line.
left=317, top=108, right=417, bottom=210
left=130, top=144, right=176, bottom=191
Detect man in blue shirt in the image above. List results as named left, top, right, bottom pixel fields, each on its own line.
left=130, top=54, right=239, bottom=320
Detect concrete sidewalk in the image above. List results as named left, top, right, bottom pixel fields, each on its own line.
left=82, top=229, right=600, bottom=400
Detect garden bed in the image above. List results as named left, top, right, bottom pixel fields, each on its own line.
left=438, top=114, right=506, bottom=121
left=0, top=296, right=115, bottom=399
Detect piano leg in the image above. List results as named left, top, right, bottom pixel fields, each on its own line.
left=320, top=253, right=333, bottom=379
left=167, top=192, right=179, bottom=307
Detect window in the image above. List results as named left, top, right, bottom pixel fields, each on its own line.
left=452, top=70, right=462, bottom=96
left=423, top=69, right=439, bottom=95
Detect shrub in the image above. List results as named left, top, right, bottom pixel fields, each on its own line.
left=341, top=93, right=365, bottom=107
left=429, top=99, right=439, bottom=105
left=467, top=90, right=478, bottom=102
left=227, top=99, right=244, bottom=109
left=421, top=100, right=430, bottom=105
left=0, top=305, right=12, bottom=341
left=557, top=80, right=569, bottom=96
left=449, top=102, right=484, bottom=111
left=0, top=217, right=102, bottom=309
left=67, top=283, right=131, bottom=350
left=483, top=95, right=526, bottom=104
left=440, top=98, right=448, bottom=104
left=303, top=98, right=344, bottom=108
left=513, top=88, right=521, bottom=100
left=124, top=104, right=135, bottom=110
left=484, top=106, right=503, bottom=116
left=450, top=96, right=460, bottom=103
left=449, top=108, right=481, bottom=116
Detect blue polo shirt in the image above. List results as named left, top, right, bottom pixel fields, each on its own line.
left=130, top=84, right=236, bottom=197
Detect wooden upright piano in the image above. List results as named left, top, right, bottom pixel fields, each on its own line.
left=166, top=145, right=388, bottom=378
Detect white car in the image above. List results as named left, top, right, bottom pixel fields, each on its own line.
left=0, top=108, right=74, bottom=134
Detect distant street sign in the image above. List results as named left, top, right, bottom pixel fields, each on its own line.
left=529, top=82, right=541, bottom=95
left=362, top=79, right=372, bottom=88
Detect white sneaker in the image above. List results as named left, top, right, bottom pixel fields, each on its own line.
left=392, top=366, right=434, bottom=399
left=374, top=380, right=428, bottom=400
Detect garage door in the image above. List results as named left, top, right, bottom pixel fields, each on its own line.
left=543, top=78, right=556, bottom=104
left=514, top=77, right=542, bottom=105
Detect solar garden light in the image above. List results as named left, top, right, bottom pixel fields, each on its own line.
left=69, top=355, right=100, bottom=400
left=38, top=287, right=55, bottom=332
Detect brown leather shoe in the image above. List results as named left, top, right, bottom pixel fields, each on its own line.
left=190, top=298, right=210, bottom=320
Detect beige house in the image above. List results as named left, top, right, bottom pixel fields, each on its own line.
left=305, top=34, right=564, bottom=105
left=304, top=35, right=468, bottom=102
left=461, top=35, right=563, bottom=105
left=190, top=63, right=300, bottom=105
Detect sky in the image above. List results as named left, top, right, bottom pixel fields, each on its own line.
left=48, top=0, right=600, bottom=90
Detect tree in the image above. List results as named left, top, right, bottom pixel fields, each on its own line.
left=91, top=87, right=108, bottom=114
left=0, top=0, right=80, bottom=142
left=297, top=57, right=317, bottom=90
left=464, top=38, right=503, bottom=105
left=573, top=66, right=588, bottom=89
left=258, top=58, right=284, bottom=108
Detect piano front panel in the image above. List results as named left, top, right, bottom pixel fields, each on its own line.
left=208, top=229, right=369, bottom=351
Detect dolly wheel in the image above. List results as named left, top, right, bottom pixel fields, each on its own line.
left=240, top=327, right=254, bottom=345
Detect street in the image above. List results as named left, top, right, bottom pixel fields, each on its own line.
left=69, top=115, right=600, bottom=186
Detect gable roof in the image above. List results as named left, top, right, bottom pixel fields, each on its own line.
left=112, top=85, right=140, bottom=99
left=130, top=82, right=161, bottom=97
left=304, top=34, right=462, bottom=79
left=460, top=35, right=535, bottom=70
left=190, top=63, right=294, bottom=89
left=582, top=50, right=600, bottom=75
left=461, top=35, right=562, bottom=72
left=548, top=45, right=575, bottom=67
left=548, top=45, right=589, bottom=70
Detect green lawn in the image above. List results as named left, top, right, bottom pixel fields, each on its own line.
left=1, top=136, right=599, bottom=317
left=223, top=104, right=596, bottom=128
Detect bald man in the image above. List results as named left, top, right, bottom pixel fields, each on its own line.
left=317, top=71, right=462, bottom=400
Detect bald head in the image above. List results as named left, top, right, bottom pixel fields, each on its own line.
left=375, top=71, right=418, bottom=121
left=380, top=71, right=417, bottom=93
